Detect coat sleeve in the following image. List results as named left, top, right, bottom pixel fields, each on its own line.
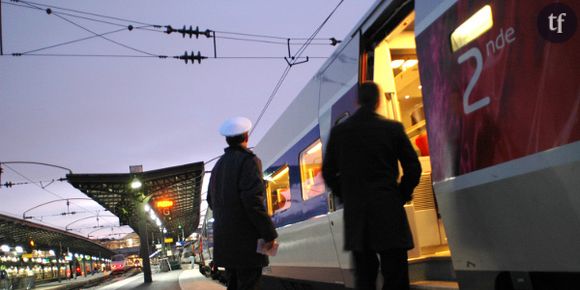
left=207, top=167, right=215, bottom=211
left=396, top=123, right=422, bottom=202
left=322, top=129, right=341, bottom=200
left=239, top=155, right=278, bottom=242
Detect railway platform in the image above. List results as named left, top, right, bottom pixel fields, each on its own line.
left=3, top=262, right=459, bottom=290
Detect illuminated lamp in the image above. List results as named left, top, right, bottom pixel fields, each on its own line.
left=306, top=142, right=322, bottom=155
left=0, top=245, right=9, bottom=252
left=271, top=167, right=289, bottom=182
left=451, top=5, right=493, bottom=52
left=391, top=59, right=405, bottom=68
left=156, top=200, right=174, bottom=208
left=402, top=59, right=418, bottom=70
left=130, top=178, right=142, bottom=190
left=144, top=203, right=151, bottom=212
left=15, top=246, right=23, bottom=254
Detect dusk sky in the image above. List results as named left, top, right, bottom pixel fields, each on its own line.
left=0, top=0, right=376, bottom=239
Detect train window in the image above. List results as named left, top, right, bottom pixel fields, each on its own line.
left=299, top=139, right=325, bottom=201
left=264, top=165, right=291, bottom=216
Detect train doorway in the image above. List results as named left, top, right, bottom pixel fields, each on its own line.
left=363, top=12, right=450, bottom=260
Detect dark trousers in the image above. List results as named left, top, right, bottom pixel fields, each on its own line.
left=225, top=267, right=262, bottom=290
left=353, top=249, right=409, bottom=290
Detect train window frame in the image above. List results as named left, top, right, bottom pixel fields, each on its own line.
left=299, top=139, right=326, bottom=201
left=264, top=165, right=291, bottom=216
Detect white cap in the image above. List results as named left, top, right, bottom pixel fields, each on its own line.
left=219, top=117, right=252, bottom=137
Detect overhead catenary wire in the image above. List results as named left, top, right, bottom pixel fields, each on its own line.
left=7, top=53, right=165, bottom=58
left=2, top=164, right=105, bottom=218
left=2, top=0, right=164, bottom=37
left=10, top=1, right=335, bottom=41
left=215, top=35, right=332, bottom=46
left=212, top=29, right=331, bottom=41
left=3, top=1, right=339, bottom=46
left=16, top=0, right=159, bottom=27
left=2, top=0, right=342, bottom=63
left=20, top=27, right=128, bottom=55
left=250, top=0, right=345, bottom=136
left=3, top=53, right=328, bottom=61
left=18, top=1, right=160, bottom=56
left=1, top=177, right=67, bottom=188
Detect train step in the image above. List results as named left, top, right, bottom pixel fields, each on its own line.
left=411, top=280, right=459, bottom=290
left=409, top=254, right=456, bottom=283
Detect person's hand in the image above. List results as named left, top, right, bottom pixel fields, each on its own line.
left=263, top=240, right=277, bottom=251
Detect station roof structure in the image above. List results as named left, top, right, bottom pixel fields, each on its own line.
left=0, top=213, right=114, bottom=257
left=66, top=162, right=204, bottom=244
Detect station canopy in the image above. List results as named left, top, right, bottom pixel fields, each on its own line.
left=0, top=213, right=114, bottom=257
left=67, top=162, right=204, bottom=244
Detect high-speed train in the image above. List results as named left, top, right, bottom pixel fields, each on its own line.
left=110, top=254, right=134, bottom=274
left=201, top=0, right=580, bottom=289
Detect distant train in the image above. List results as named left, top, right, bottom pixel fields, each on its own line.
left=200, top=0, right=580, bottom=289
left=110, top=254, right=134, bottom=274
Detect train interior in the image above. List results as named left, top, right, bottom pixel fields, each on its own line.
left=365, top=12, right=451, bottom=262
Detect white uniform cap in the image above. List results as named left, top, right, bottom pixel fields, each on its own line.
left=219, top=117, right=252, bottom=137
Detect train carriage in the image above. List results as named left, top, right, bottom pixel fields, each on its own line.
left=203, top=0, right=580, bottom=289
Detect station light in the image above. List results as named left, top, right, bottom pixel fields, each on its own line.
left=0, top=245, right=9, bottom=252
left=49, top=250, right=55, bottom=256
left=156, top=200, right=174, bottom=208
left=144, top=203, right=151, bottom=212
left=15, top=246, right=23, bottom=254
left=29, top=240, right=35, bottom=247
left=130, top=178, right=142, bottom=190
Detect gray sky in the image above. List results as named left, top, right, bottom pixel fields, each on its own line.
left=0, top=0, right=375, bottom=239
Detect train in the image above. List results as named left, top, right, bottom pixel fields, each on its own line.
left=110, top=254, right=135, bottom=274
left=199, top=0, right=580, bottom=289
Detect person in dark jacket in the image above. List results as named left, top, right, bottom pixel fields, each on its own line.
left=322, top=82, right=422, bottom=290
left=208, top=116, right=278, bottom=290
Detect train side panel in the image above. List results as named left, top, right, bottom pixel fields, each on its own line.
left=415, top=0, right=580, bottom=286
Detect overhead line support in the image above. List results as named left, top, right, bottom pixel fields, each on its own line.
left=1, top=0, right=3, bottom=55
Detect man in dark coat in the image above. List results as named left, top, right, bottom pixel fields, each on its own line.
left=322, top=82, right=422, bottom=290
left=208, top=116, right=278, bottom=290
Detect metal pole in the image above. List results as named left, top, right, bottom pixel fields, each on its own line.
left=137, top=204, right=152, bottom=283
left=57, top=242, right=62, bottom=282
left=212, top=31, right=217, bottom=58
left=0, top=1, right=3, bottom=55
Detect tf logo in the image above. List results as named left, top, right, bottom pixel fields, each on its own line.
left=537, top=3, right=577, bottom=43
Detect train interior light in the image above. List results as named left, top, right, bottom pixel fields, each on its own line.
left=450, top=4, right=493, bottom=52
